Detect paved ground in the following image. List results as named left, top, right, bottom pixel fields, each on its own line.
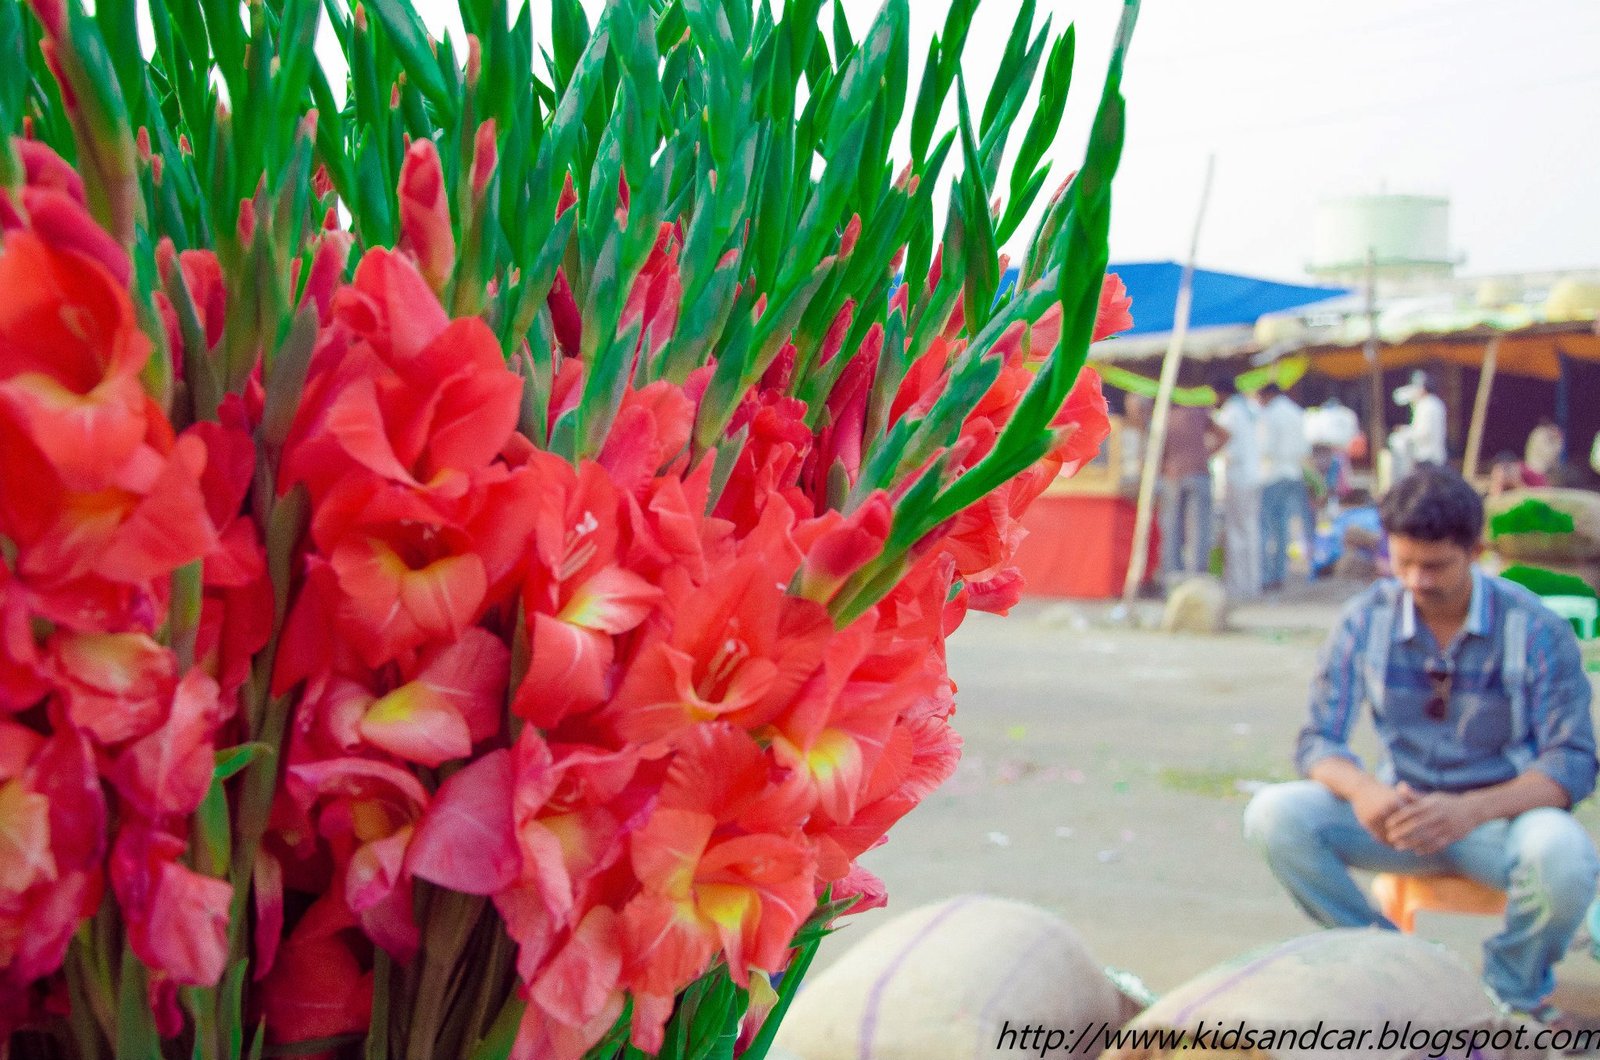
left=816, top=577, right=1600, bottom=1013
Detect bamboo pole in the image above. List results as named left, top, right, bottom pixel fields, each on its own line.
left=1363, top=248, right=1386, bottom=480
left=1120, top=156, right=1215, bottom=610
left=1461, top=334, right=1501, bottom=483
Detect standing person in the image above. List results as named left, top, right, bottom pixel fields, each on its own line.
left=1244, top=466, right=1598, bottom=1031
left=1259, top=382, right=1315, bottom=590
left=1393, top=370, right=1448, bottom=469
left=1156, top=387, right=1229, bottom=584
left=1213, top=375, right=1263, bottom=600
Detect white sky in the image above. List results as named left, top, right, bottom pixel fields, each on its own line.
left=385, top=0, right=1600, bottom=281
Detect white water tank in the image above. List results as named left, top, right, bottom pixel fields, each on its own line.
left=1309, top=194, right=1457, bottom=282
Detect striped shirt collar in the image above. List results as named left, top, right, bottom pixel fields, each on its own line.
left=1398, top=566, right=1490, bottom=643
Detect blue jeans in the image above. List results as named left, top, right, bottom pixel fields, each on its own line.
left=1260, top=477, right=1315, bottom=587
left=1244, top=781, right=1599, bottom=1009
left=1156, top=473, right=1213, bottom=579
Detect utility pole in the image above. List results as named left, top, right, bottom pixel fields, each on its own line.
left=1121, top=156, right=1215, bottom=612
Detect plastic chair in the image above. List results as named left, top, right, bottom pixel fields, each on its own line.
left=1541, top=595, right=1599, bottom=641
left=1371, top=873, right=1508, bottom=933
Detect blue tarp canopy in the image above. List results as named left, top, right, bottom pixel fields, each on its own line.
left=1103, top=261, right=1348, bottom=335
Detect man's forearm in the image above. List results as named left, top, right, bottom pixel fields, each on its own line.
left=1457, top=770, right=1573, bottom=825
left=1309, top=757, right=1386, bottom=802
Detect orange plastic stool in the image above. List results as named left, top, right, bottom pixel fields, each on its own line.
left=1371, top=873, right=1508, bottom=933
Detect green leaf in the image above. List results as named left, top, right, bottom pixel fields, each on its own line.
left=214, top=742, right=273, bottom=783
left=550, top=0, right=592, bottom=95
left=363, top=0, right=456, bottom=121
left=1011, top=24, right=1074, bottom=196
left=260, top=304, right=319, bottom=455
left=116, top=947, right=162, bottom=1060
left=830, top=0, right=853, bottom=67
left=981, top=0, right=1034, bottom=135
left=467, top=991, right=526, bottom=1060
left=952, top=74, right=998, bottom=336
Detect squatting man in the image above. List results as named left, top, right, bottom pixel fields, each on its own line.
left=1245, top=465, right=1598, bottom=1034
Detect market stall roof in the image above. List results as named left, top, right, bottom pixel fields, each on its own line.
left=1104, top=261, right=1350, bottom=335
left=1080, top=262, right=1349, bottom=362
left=1293, top=319, right=1600, bottom=381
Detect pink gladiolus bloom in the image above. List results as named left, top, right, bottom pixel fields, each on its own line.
left=107, top=669, right=223, bottom=821
left=407, top=749, right=520, bottom=894
left=50, top=631, right=177, bottom=746
left=111, top=828, right=231, bottom=986
left=284, top=758, right=430, bottom=959
left=357, top=628, right=508, bottom=765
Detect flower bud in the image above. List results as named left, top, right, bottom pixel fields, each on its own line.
left=471, top=120, right=497, bottom=200
left=398, top=138, right=455, bottom=293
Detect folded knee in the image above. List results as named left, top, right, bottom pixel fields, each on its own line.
left=1511, top=813, right=1600, bottom=904
left=1243, top=783, right=1319, bottom=852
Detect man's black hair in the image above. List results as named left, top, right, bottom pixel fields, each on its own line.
left=1212, top=374, right=1238, bottom=397
left=1379, top=464, right=1483, bottom=548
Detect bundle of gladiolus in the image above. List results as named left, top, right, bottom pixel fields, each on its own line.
left=0, top=0, right=1137, bottom=1055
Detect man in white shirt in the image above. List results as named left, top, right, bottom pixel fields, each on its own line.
left=1392, top=371, right=1448, bottom=471
left=1213, top=376, right=1264, bottom=600
left=1258, top=383, right=1314, bottom=590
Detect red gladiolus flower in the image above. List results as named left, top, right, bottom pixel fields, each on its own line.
left=512, top=906, right=631, bottom=1060
left=0, top=411, right=219, bottom=633
left=602, top=506, right=832, bottom=748
left=598, top=380, right=695, bottom=492
left=492, top=736, right=649, bottom=991
left=515, top=454, right=662, bottom=727
left=790, top=491, right=893, bottom=606
left=619, top=224, right=683, bottom=369
left=1048, top=366, right=1112, bottom=472
left=261, top=895, right=374, bottom=1047
left=0, top=229, right=149, bottom=492
left=283, top=758, right=430, bottom=960
left=716, top=390, right=814, bottom=533
left=0, top=724, right=105, bottom=1007
left=0, top=140, right=130, bottom=285
left=758, top=618, right=908, bottom=824
left=188, top=420, right=271, bottom=703
left=356, top=628, right=508, bottom=766
left=0, top=565, right=49, bottom=713
left=620, top=725, right=814, bottom=1006
left=281, top=248, right=521, bottom=503
left=106, top=669, right=224, bottom=822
